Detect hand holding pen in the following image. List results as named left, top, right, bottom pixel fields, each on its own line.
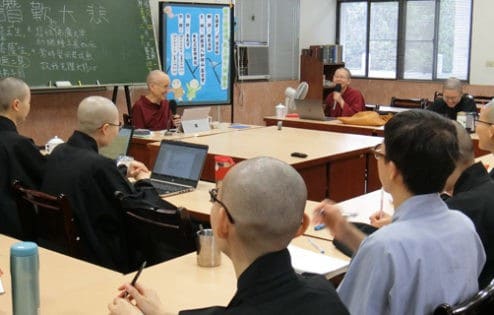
left=369, top=188, right=392, bottom=228
left=124, top=261, right=147, bottom=298
left=311, top=199, right=346, bottom=236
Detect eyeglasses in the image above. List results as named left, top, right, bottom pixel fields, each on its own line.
left=474, top=119, right=494, bottom=127
left=209, top=188, right=235, bottom=224
left=371, top=143, right=386, bottom=160
left=99, top=121, right=123, bottom=130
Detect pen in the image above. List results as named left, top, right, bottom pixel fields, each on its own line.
left=124, top=260, right=147, bottom=298
left=314, top=223, right=326, bottom=231
left=306, top=237, right=325, bottom=254
left=378, top=188, right=384, bottom=219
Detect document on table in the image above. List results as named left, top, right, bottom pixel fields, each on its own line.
left=288, top=245, right=349, bottom=279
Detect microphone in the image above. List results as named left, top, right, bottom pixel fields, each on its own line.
left=165, top=100, right=178, bottom=134
left=169, top=99, right=178, bottom=116
left=332, top=84, right=342, bottom=110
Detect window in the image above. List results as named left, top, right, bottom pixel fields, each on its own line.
left=337, top=0, right=472, bottom=80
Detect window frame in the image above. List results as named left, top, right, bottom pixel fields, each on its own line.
left=336, top=0, right=473, bottom=82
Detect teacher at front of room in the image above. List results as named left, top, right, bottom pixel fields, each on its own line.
left=324, top=67, right=366, bottom=117
left=132, top=70, right=181, bottom=131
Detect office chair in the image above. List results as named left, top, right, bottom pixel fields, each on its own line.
left=433, top=278, right=494, bottom=315
left=390, top=97, right=428, bottom=109
left=11, top=180, right=82, bottom=258
left=124, top=206, right=198, bottom=267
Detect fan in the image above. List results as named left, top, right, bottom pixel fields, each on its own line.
left=285, top=81, right=309, bottom=111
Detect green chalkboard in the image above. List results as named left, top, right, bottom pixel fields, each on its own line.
left=0, top=0, right=160, bottom=88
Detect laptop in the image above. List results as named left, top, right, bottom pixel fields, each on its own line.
left=149, top=140, right=209, bottom=196
left=99, top=126, right=134, bottom=160
left=181, top=107, right=211, bottom=134
left=295, top=99, right=335, bottom=121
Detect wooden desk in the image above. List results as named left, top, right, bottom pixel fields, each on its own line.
left=166, top=182, right=392, bottom=245
left=152, top=126, right=382, bottom=201
left=266, top=116, right=490, bottom=160
left=0, top=234, right=123, bottom=315
left=0, top=235, right=345, bottom=314
left=264, top=116, right=381, bottom=136
left=129, top=124, right=263, bottom=167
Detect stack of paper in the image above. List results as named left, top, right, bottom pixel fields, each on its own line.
left=288, top=244, right=349, bottom=279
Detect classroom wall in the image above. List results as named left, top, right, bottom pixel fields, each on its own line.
left=470, top=0, right=494, bottom=85
left=18, top=0, right=494, bottom=146
left=299, top=0, right=337, bottom=50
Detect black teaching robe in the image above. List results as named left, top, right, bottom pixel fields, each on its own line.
left=446, top=162, right=494, bottom=288
left=0, top=116, right=46, bottom=238
left=180, top=249, right=349, bottom=315
left=40, top=131, right=153, bottom=272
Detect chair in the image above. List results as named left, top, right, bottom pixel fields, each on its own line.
left=125, top=206, right=198, bottom=268
left=390, top=97, right=428, bottom=109
left=433, top=278, right=494, bottom=315
left=11, top=180, right=82, bottom=258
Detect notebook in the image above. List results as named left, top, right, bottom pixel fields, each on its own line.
left=150, top=140, right=209, bottom=196
left=287, top=244, right=349, bottom=278
left=99, top=126, right=134, bottom=160
left=295, top=99, right=335, bottom=121
left=181, top=107, right=211, bottom=134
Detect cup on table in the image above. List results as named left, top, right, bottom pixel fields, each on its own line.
left=196, top=229, right=221, bottom=267
left=116, top=155, right=134, bottom=168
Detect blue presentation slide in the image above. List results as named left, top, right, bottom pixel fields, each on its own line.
left=161, top=3, right=232, bottom=105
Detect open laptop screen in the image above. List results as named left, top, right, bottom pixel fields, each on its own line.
left=152, top=140, right=208, bottom=185
left=99, top=126, right=133, bottom=160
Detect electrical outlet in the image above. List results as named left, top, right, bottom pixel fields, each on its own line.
left=486, top=60, right=494, bottom=68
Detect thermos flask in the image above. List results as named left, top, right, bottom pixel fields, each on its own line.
left=10, top=241, right=39, bottom=315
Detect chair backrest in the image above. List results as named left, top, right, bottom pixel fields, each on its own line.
left=11, top=180, right=82, bottom=258
left=433, top=278, right=494, bottom=315
left=125, top=206, right=197, bottom=267
left=390, top=97, right=427, bottom=109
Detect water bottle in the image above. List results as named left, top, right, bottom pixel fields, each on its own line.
left=10, top=242, right=39, bottom=315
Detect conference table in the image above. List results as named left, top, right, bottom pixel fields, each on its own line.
left=129, top=124, right=261, bottom=167
left=0, top=178, right=398, bottom=313
left=149, top=126, right=382, bottom=202
left=166, top=181, right=392, bottom=243
left=264, top=115, right=490, bottom=158
left=0, top=234, right=344, bottom=314
left=264, top=115, right=383, bottom=136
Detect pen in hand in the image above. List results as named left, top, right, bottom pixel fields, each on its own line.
left=378, top=188, right=384, bottom=219
left=124, top=260, right=147, bottom=298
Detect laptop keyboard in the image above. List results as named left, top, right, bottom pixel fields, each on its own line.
left=151, top=181, right=193, bottom=196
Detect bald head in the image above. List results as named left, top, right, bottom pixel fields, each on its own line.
left=147, top=70, right=169, bottom=87
left=0, top=77, right=29, bottom=113
left=221, top=157, right=307, bottom=252
left=77, top=96, right=118, bottom=134
left=482, top=101, right=494, bottom=123
left=335, top=67, right=351, bottom=79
